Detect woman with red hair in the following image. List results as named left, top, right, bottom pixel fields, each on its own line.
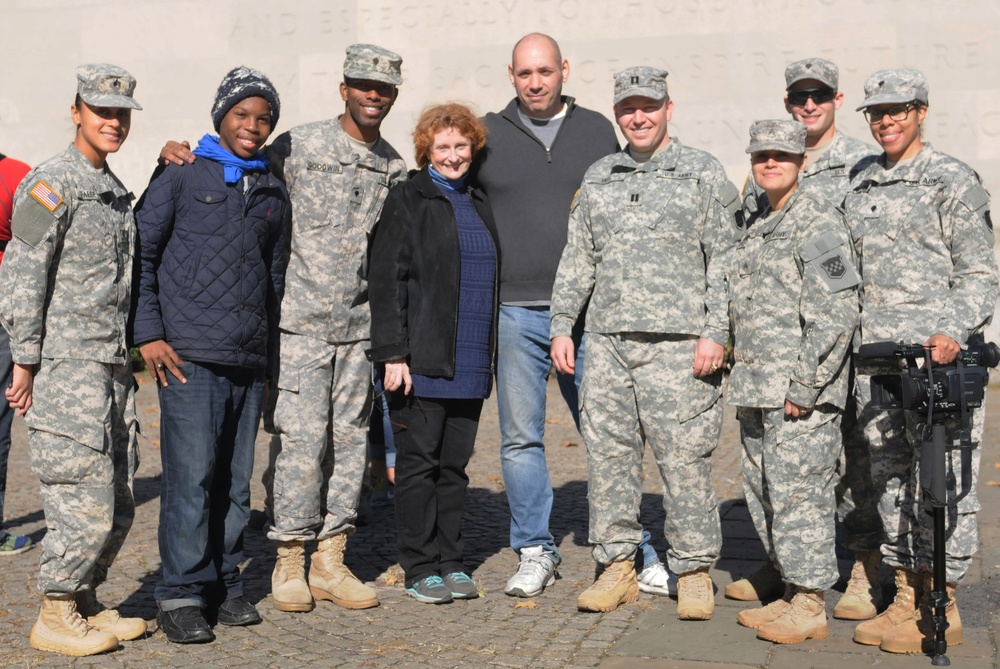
left=369, top=103, right=499, bottom=604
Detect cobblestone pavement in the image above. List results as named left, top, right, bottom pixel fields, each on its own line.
left=1, top=374, right=998, bottom=668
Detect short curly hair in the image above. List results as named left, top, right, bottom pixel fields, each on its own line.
left=412, top=103, right=487, bottom=169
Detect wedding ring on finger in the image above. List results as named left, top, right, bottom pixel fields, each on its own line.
left=710, top=363, right=718, bottom=372
left=156, top=363, right=166, bottom=371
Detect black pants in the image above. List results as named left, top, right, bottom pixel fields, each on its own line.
left=390, top=395, right=482, bottom=587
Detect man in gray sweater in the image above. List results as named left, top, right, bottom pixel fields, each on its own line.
left=471, top=33, right=671, bottom=599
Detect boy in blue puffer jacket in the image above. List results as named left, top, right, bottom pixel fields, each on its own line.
left=133, top=66, right=290, bottom=645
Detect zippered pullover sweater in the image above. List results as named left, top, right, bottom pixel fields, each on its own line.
left=472, top=97, right=618, bottom=304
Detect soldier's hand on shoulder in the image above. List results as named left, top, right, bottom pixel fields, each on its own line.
left=158, top=140, right=193, bottom=167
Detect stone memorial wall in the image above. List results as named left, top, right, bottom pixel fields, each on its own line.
left=2, top=0, right=998, bottom=332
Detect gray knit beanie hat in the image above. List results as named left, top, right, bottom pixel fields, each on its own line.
left=211, top=66, right=280, bottom=132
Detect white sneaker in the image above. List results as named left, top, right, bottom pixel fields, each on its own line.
left=505, top=546, right=557, bottom=597
left=637, top=561, right=678, bottom=597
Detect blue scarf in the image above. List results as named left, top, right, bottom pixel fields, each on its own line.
left=191, top=133, right=269, bottom=183
left=428, top=166, right=468, bottom=193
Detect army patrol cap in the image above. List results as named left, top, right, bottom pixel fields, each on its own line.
left=784, top=58, right=838, bottom=90
left=613, top=67, right=668, bottom=104
left=76, top=64, right=142, bottom=110
left=343, top=44, right=403, bottom=86
left=857, top=69, right=928, bottom=110
left=746, top=120, right=807, bottom=154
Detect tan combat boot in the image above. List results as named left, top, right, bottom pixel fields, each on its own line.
left=272, top=540, right=314, bottom=612
left=29, top=594, right=120, bottom=656
left=577, top=560, right=639, bottom=612
left=724, top=560, right=783, bottom=601
left=75, top=589, right=147, bottom=641
left=833, top=550, right=883, bottom=620
left=756, top=588, right=829, bottom=644
left=676, top=567, right=715, bottom=620
left=737, top=583, right=795, bottom=630
left=853, top=567, right=921, bottom=645
left=309, top=534, right=379, bottom=609
left=880, top=579, right=963, bottom=654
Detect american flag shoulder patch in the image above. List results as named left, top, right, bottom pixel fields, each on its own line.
left=30, top=181, right=64, bottom=213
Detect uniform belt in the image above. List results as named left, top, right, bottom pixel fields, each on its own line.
left=0, top=240, right=7, bottom=251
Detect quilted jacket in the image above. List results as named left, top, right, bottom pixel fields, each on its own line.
left=133, top=158, right=291, bottom=373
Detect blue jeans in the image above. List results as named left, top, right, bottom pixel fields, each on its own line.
left=0, top=324, right=12, bottom=537
left=368, top=369, right=396, bottom=469
left=155, top=361, right=264, bottom=609
left=496, top=306, right=661, bottom=568
left=496, top=305, right=582, bottom=559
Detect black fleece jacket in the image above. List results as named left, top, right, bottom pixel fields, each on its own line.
left=470, top=96, right=618, bottom=304
left=368, top=168, right=501, bottom=377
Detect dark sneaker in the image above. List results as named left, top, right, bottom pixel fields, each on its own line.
left=216, top=596, right=262, bottom=626
left=157, top=606, right=214, bottom=644
left=443, top=572, right=479, bottom=600
left=405, top=576, right=453, bottom=604
left=0, top=533, right=33, bottom=556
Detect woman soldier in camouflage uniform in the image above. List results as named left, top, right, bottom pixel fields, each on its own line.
left=0, top=65, right=146, bottom=657
left=846, top=69, right=998, bottom=655
left=728, top=120, right=859, bottom=644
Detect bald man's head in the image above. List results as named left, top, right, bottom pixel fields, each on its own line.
left=509, top=33, right=569, bottom=119
left=512, top=33, right=562, bottom=66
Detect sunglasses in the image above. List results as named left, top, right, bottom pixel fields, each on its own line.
left=786, top=88, right=837, bottom=106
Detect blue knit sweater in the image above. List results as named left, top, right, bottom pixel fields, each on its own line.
left=412, top=171, right=496, bottom=399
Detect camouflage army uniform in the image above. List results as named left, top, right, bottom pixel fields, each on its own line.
left=743, top=130, right=882, bottom=553
left=844, top=144, right=997, bottom=582
left=266, top=119, right=406, bottom=542
left=729, top=187, right=859, bottom=590
left=0, top=144, right=139, bottom=595
left=551, top=139, right=738, bottom=572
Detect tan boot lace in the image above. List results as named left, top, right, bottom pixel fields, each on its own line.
left=590, top=563, right=630, bottom=592
left=60, top=600, right=96, bottom=636
left=843, top=559, right=872, bottom=597
left=679, top=572, right=709, bottom=600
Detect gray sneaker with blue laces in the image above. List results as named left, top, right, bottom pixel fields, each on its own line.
left=443, top=572, right=479, bottom=599
left=405, top=575, right=453, bottom=604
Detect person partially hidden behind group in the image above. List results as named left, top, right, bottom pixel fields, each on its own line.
left=368, top=103, right=500, bottom=604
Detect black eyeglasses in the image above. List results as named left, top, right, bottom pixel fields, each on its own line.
left=863, top=104, right=917, bottom=125
left=786, top=88, right=836, bottom=106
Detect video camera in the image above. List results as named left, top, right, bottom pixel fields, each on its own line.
left=858, top=340, right=1000, bottom=413
left=858, top=339, right=999, bottom=665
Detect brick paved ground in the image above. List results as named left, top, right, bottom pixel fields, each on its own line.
left=1, top=374, right=997, bottom=668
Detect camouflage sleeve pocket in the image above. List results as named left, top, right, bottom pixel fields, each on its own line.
left=958, top=183, right=991, bottom=230
left=12, top=180, right=68, bottom=248
left=959, top=183, right=989, bottom=214
left=799, top=231, right=860, bottom=293
left=714, top=180, right=740, bottom=214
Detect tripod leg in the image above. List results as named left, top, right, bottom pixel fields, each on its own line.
left=929, top=422, right=950, bottom=665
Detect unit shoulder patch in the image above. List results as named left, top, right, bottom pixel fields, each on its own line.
left=799, top=232, right=859, bottom=293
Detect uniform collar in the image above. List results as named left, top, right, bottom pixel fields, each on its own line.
left=66, top=143, right=129, bottom=200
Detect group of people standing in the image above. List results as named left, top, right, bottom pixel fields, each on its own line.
left=547, top=56, right=995, bottom=656
left=0, top=31, right=994, bottom=661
